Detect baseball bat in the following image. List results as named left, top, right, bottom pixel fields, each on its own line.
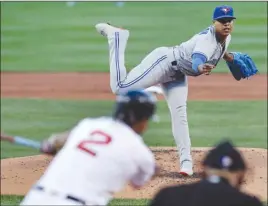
left=1, top=134, right=41, bottom=150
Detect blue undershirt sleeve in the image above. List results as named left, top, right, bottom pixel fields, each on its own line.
left=192, top=53, right=207, bottom=73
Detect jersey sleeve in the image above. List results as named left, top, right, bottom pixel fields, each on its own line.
left=130, top=141, right=156, bottom=187
left=192, top=32, right=216, bottom=61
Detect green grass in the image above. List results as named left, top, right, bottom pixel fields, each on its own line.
left=0, top=195, right=266, bottom=206
left=0, top=195, right=150, bottom=205
left=0, top=195, right=23, bottom=205
left=1, top=2, right=267, bottom=73
left=1, top=99, right=267, bottom=159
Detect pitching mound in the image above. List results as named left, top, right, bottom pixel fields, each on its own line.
left=1, top=147, right=267, bottom=201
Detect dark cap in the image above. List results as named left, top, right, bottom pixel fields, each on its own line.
left=202, top=139, right=247, bottom=171
left=113, top=90, right=156, bottom=126
left=213, top=5, right=236, bottom=20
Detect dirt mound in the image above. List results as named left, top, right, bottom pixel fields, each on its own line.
left=1, top=72, right=266, bottom=100
left=1, top=147, right=267, bottom=201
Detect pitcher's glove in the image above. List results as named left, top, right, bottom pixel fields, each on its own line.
left=226, top=52, right=258, bottom=81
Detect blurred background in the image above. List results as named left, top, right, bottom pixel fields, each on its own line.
left=1, top=1, right=267, bottom=72
left=0, top=3, right=267, bottom=205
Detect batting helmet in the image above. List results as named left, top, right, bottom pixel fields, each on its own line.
left=113, top=90, right=157, bottom=126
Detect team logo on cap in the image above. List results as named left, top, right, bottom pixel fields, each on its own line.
left=221, top=7, right=230, bottom=14
left=222, top=156, right=232, bottom=168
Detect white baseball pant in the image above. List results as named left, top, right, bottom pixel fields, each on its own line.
left=106, top=30, right=193, bottom=165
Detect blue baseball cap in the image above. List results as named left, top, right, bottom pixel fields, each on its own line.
left=213, top=5, right=236, bottom=20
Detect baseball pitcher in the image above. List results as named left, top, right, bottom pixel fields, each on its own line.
left=20, top=90, right=159, bottom=206
left=95, top=5, right=258, bottom=176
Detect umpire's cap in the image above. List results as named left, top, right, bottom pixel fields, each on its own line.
left=202, top=140, right=247, bottom=171
left=113, top=90, right=156, bottom=126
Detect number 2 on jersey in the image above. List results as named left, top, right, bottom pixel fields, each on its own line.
left=77, top=130, right=112, bottom=156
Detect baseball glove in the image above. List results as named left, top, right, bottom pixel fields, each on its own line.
left=226, top=52, right=258, bottom=81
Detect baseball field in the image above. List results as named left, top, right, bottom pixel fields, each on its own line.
left=1, top=2, right=267, bottom=205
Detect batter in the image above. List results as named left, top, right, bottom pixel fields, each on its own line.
left=20, top=90, right=157, bottom=205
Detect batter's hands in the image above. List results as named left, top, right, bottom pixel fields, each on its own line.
left=40, top=140, right=57, bottom=156
left=40, top=131, right=70, bottom=155
left=198, top=63, right=215, bottom=75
